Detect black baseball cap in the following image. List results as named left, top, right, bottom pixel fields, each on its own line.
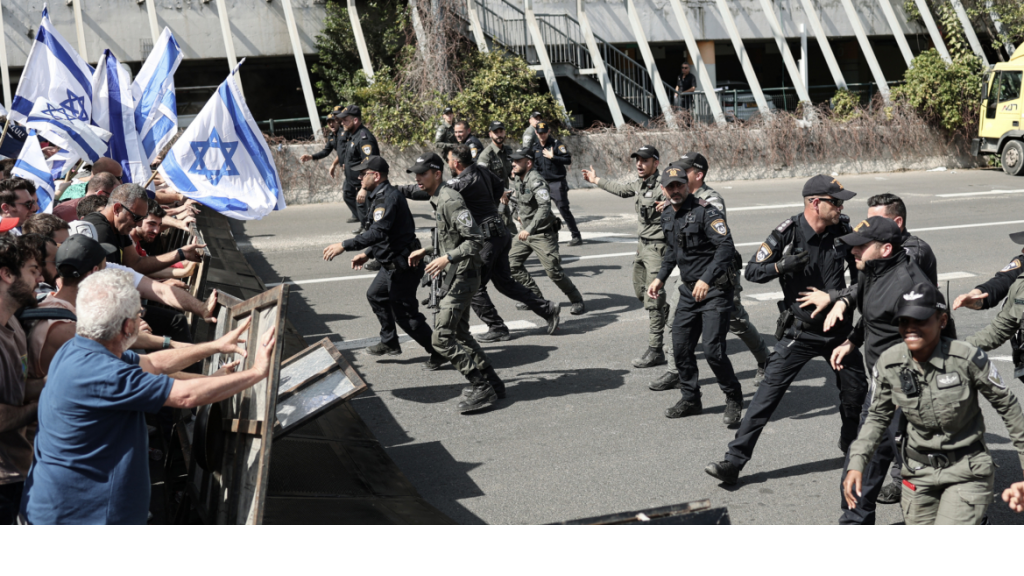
left=1010, top=231, right=1024, bottom=245
left=338, top=104, right=361, bottom=119
left=530, top=111, right=543, bottom=119
left=510, top=147, right=534, bottom=161
left=327, top=105, right=345, bottom=120
left=56, top=234, right=117, bottom=278
left=407, top=153, right=445, bottom=174
left=802, top=174, right=856, bottom=200
left=489, top=121, right=505, bottom=132
left=535, top=122, right=550, bottom=134
left=894, top=282, right=947, bottom=321
left=675, top=152, right=708, bottom=172
left=661, top=166, right=688, bottom=186
left=630, top=145, right=660, bottom=160
left=353, top=155, right=389, bottom=174
left=839, top=216, right=903, bottom=247
left=443, top=106, right=454, bottom=114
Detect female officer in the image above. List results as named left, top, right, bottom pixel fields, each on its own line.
left=843, top=282, right=1024, bottom=525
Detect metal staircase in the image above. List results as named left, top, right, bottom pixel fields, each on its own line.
left=456, top=0, right=661, bottom=124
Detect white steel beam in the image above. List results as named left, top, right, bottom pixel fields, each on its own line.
left=466, top=0, right=489, bottom=52
left=839, top=0, right=890, bottom=102
left=214, top=0, right=243, bottom=96
left=713, top=0, right=770, bottom=117
left=577, top=0, right=624, bottom=128
left=756, top=0, right=810, bottom=104
left=0, top=0, right=10, bottom=110
left=625, top=0, right=675, bottom=128
left=347, top=0, right=375, bottom=84
left=281, top=0, right=322, bottom=135
left=72, top=0, right=88, bottom=60
left=914, top=0, right=951, bottom=62
left=950, top=0, right=989, bottom=66
left=667, top=0, right=725, bottom=125
left=796, top=0, right=846, bottom=89
left=878, top=0, right=915, bottom=68
left=523, top=0, right=566, bottom=116
left=986, top=1, right=1015, bottom=56
left=145, top=0, right=160, bottom=44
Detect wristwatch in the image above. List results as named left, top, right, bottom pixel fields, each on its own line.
left=177, top=248, right=186, bottom=261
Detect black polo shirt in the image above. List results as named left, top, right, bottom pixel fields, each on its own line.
left=83, top=212, right=132, bottom=265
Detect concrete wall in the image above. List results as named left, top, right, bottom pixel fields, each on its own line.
left=2, top=0, right=326, bottom=66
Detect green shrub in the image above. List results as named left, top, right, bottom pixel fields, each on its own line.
left=830, top=89, right=862, bottom=122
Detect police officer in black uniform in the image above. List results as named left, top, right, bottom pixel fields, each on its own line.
left=531, top=122, right=581, bottom=245
left=300, top=107, right=352, bottom=220
left=322, top=156, right=442, bottom=368
left=954, top=231, right=1024, bottom=311
left=337, top=105, right=379, bottom=232
left=645, top=166, right=743, bottom=423
left=453, top=121, right=485, bottom=163
left=705, top=175, right=868, bottom=485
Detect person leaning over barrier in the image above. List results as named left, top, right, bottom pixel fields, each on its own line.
left=20, top=268, right=276, bottom=524
left=842, top=282, right=1024, bottom=525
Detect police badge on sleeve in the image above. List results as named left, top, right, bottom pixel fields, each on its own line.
left=558, top=145, right=567, bottom=154
left=457, top=210, right=474, bottom=228
left=710, top=219, right=728, bottom=236
left=755, top=242, right=772, bottom=262
left=373, top=207, right=385, bottom=221
left=362, top=144, right=373, bottom=156
left=536, top=189, right=550, bottom=201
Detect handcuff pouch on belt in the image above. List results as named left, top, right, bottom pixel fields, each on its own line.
left=774, top=301, right=795, bottom=340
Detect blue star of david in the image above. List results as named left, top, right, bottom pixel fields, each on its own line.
left=187, top=127, right=239, bottom=186
left=40, top=101, right=76, bottom=122
left=58, top=90, right=88, bottom=121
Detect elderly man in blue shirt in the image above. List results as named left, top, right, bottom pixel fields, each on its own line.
left=20, top=268, right=276, bottom=524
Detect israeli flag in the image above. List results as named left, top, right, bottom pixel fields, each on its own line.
left=24, top=98, right=111, bottom=163
left=11, top=131, right=57, bottom=214
left=48, top=149, right=80, bottom=181
left=9, top=5, right=94, bottom=124
left=133, top=28, right=183, bottom=163
left=158, top=63, right=285, bottom=220
left=92, top=49, right=151, bottom=186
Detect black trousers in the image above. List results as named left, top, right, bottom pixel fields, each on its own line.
left=0, top=481, right=24, bottom=525
left=546, top=178, right=580, bottom=238
left=366, top=264, right=434, bottom=353
left=725, top=325, right=868, bottom=469
left=471, top=230, right=552, bottom=329
left=839, top=392, right=901, bottom=525
left=343, top=179, right=362, bottom=222
left=145, top=305, right=193, bottom=344
left=672, top=284, right=742, bottom=403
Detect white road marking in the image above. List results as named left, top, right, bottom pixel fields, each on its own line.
left=332, top=319, right=540, bottom=351
left=991, top=356, right=1013, bottom=363
left=935, top=189, right=1024, bottom=198
left=729, top=203, right=805, bottom=212
left=912, top=219, right=1024, bottom=233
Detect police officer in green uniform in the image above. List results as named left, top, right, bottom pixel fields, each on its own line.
left=843, top=282, right=1024, bottom=524
left=434, top=106, right=457, bottom=158
left=478, top=121, right=518, bottom=247
left=580, top=145, right=669, bottom=369
left=406, top=156, right=505, bottom=413
left=522, top=111, right=542, bottom=149
left=506, top=147, right=585, bottom=315
left=652, top=153, right=771, bottom=390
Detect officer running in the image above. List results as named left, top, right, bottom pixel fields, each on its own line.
left=705, top=175, right=867, bottom=485
left=477, top=121, right=518, bottom=248
left=506, top=147, right=585, bottom=315
left=300, top=106, right=352, bottom=221
left=406, top=156, right=505, bottom=413
left=531, top=122, right=581, bottom=246
left=646, top=166, right=743, bottom=424
left=580, top=145, right=670, bottom=369
left=843, top=282, right=1024, bottom=524
left=321, top=156, right=442, bottom=369
left=337, top=105, right=379, bottom=233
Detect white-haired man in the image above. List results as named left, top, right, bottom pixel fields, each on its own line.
left=20, top=269, right=275, bottom=524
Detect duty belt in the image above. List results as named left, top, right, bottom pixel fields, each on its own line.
left=638, top=237, right=665, bottom=245
left=904, top=441, right=983, bottom=470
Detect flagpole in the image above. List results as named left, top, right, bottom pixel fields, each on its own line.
left=144, top=170, right=160, bottom=188
left=0, top=116, right=10, bottom=151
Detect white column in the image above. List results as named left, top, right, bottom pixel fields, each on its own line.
left=950, top=0, right=989, bottom=66
left=523, top=0, right=566, bottom=116
left=986, top=1, right=1015, bottom=56
left=72, top=0, right=88, bottom=60
left=713, top=0, right=770, bottom=117
left=796, top=0, right=846, bottom=89
left=466, top=0, right=489, bottom=53
left=214, top=0, right=243, bottom=95
left=838, top=0, right=890, bottom=102
left=756, top=0, right=810, bottom=103
left=577, top=0, right=624, bottom=128
left=878, top=0, right=914, bottom=68
left=667, top=0, right=725, bottom=125
left=913, top=0, right=951, bottom=63
left=625, top=0, right=675, bottom=128
left=0, top=0, right=11, bottom=110
left=347, top=0, right=375, bottom=84
left=799, top=24, right=808, bottom=89
left=145, top=0, right=160, bottom=44
left=281, top=0, right=322, bottom=135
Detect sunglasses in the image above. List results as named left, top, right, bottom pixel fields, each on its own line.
left=119, top=204, right=146, bottom=223
left=19, top=199, right=38, bottom=210
left=814, top=197, right=844, bottom=207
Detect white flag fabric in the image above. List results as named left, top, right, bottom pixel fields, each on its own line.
left=12, top=131, right=57, bottom=214
left=133, top=28, right=183, bottom=163
left=158, top=64, right=285, bottom=220
left=9, top=5, right=94, bottom=124
left=24, top=98, right=111, bottom=163
left=48, top=148, right=80, bottom=181
left=92, top=49, right=151, bottom=186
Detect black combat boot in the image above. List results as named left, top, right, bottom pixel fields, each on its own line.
left=570, top=301, right=585, bottom=315
left=482, top=365, right=506, bottom=399
left=632, top=346, right=666, bottom=368
left=648, top=371, right=680, bottom=391
left=425, top=352, right=446, bottom=371
left=705, top=461, right=740, bottom=485
left=723, top=396, right=743, bottom=428
left=545, top=302, right=561, bottom=335
left=477, top=326, right=511, bottom=342
left=366, top=340, right=401, bottom=356
left=457, top=370, right=498, bottom=413
left=877, top=481, right=902, bottom=505
left=665, top=396, right=702, bottom=418
left=753, top=362, right=766, bottom=387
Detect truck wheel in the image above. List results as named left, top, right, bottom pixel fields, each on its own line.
left=1002, top=140, right=1024, bottom=176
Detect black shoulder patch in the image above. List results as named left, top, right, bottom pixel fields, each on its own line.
left=971, top=347, right=988, bottom=370
left=775, top=218, right=794, bottom=233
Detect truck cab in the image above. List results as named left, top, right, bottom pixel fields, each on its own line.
left=972, top=44, right=1024, bottom=175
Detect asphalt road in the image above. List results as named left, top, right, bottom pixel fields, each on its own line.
left=235, top=167, right=1024, bottom=525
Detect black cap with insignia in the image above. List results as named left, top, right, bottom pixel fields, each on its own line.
left=489, top=120, right=505, bottom=132
left=443, top=106, right=454, bottom=114
left=674, top=152, right=708, bottom=173
left=353, top=155, right=389, bottom=174
left=510, top=147, right=534, bottom=161
left=535, top=121, right=550, bottom=134
left=630, top=145, right=659, bottom=160
left=894, top=282, right=946, bottom=322
left=838, top=216, right=903, bottom=247
left=661, top=166, right=688, bottom=186
left=338, top=104, right=361, bottom=119
left=327, top=105, right=345, bottom=120
left=802, top=174, right=856, bottom=200
left=530, top=111, right=543, bottom=119
left=407, top=153, right=445, bottom=174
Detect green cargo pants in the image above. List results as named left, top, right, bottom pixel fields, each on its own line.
left=634, top=240, right=670, bottom=349
left=432, top=273, right=490, bottom=377
left=900, top=451, right=994, bottom=525
left=508, top=229, right=582, bottom=303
